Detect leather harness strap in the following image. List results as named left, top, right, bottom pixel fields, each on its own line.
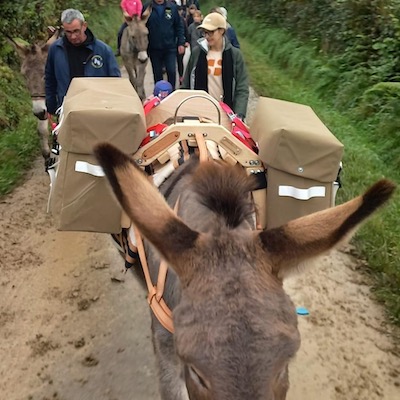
left=195, top=132, right=209, bottom=163
left=134, top=226, right=175, bottom=333
left=134, top=136, right=210, bottom=334
left=31, top=93, right=46, bottom=99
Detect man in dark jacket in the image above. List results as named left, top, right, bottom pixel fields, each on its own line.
left=143, top=0, right=185, bottom=89
left=45, top=9, right=121, bottom=115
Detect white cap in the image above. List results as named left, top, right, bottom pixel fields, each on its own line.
left=219, top=7, right=227, bottom=19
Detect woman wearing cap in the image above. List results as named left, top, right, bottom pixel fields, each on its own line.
left=181, top=12, right=249, bottom=119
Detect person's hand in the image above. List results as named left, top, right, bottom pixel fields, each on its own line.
left=178, top=45, right=185, bottom=55
left=47, top=26, right=58, bottom=36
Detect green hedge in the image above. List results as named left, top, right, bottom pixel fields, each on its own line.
left=359, top=82, right=400, bottom=116
left=0, top=0, right=117, bottom=132
left=212, top=0, right=400, bottom=325
left=0, top=0, right=119, bottom=194
left=0, top=0, right=107, bottom=42
left=222, top=0, right=400, bottom=108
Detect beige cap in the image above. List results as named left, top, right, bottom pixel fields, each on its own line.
left=198, top=12, right=227, bottom=31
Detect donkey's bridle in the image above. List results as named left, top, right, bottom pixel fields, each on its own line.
left=135, top=133, right=208, bottom=334
left=134, top=194, right=182, bottom=334
left=31, top=93, right=46, bottom=99
left=134, top=223, right=175, bottom=333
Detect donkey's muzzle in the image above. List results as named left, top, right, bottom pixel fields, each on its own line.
left=34, top=110, right=47, bottom=120
left=138, top=51, right=148, bottom=63
left=32, top=99, right=47, bottom=120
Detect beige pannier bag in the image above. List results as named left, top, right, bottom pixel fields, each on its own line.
left=251, top=97, right=343, bottom=229
left=50, top=78, right=147, bottom=233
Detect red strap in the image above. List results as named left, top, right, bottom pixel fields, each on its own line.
left=219, top=101, right=258, bottom=153
left=47, top=114, right=57, bottom=131
left=231, top=130, right=258, bottom=152
left=232, top=117, right=251, bottom=138
left=140, top=123, right=168, bottom=147
left=219, top=101, right=248, bottom=135
left=143, top=96, right=161, bottom=115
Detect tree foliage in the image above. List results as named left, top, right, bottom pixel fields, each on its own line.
left=0, top=0, right=107, bottom=42
left=0, top=0, right=112, bottom=131
left=224, top=0, right=400, bottom=104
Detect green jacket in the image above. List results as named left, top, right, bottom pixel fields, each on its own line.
left=182, top=38, right=249, bottom=117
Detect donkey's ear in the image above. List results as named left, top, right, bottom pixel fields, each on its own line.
left=42, top=26, right=60, bottom=50
left=258, top=179, right=395, bottom=280
left=142, top=4, right=152, bottom=22
left=94, top=143, right=199, bottom=276
left=6, top=37, right=30, bottom=59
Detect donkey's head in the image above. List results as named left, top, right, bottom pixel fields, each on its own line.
left=95, top=143, right=395, bottom=400
left=125, top=10, right=150, bottom=62
left=8, top=27, right=61, bottom=119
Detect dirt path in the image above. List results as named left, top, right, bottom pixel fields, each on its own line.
left=0, top=67, right=399, bottom=400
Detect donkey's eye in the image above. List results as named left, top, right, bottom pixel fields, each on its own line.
left=189, top=365, right=209, bottom=390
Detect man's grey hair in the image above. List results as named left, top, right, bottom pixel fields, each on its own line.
left=61, top=9, right=85, bottom=24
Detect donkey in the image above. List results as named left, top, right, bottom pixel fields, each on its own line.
left=120, top=9, right=151, bottom=100
left=95, top=143, right=395, bottom=400
left=8, top=28, right=61, bottom=165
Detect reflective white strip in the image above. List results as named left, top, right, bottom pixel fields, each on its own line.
left=75, top=161, right=105, bottom=177
left=278, top=185, right=326, bottom=200
left=46, top=167, right=57, bottom=214
left=332, top=182, right=340, bottom=206
left=53, top=104, right=64, bottom=135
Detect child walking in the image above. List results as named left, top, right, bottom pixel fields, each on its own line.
left=187, top=10, right=203, bottom=50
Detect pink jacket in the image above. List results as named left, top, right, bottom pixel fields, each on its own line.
left=120, top=0, right=143, bottom=17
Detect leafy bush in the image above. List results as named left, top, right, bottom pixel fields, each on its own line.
left=207, top=0, right=400, bottom=325
left=0, top=0, right=109, bottom=42
left=221, top=0, right=400, bottom=107
left=358, top=82, right=400, bottom=168
left=0, top=0, right=119, bottom=195
left=0, top=0, right=120, bottom=131
left=359, top=82, right=400, bottom=116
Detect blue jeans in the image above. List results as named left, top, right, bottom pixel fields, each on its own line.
left=149, top=48, right=177, bottom=90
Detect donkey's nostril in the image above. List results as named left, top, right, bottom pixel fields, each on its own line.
left=34, top=110, right=47, bottom=120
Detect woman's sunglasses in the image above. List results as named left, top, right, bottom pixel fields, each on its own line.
left=201, top=29, right=217, bottom=38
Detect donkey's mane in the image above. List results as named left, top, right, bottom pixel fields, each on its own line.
left=191, top=162, right=257, bottom=229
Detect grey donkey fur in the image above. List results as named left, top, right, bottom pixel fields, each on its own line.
left=8, top=28, right=61, bottom=164
left=120, top=10, right=150, bottom=101
left=95, top=143, right=395, bottom=400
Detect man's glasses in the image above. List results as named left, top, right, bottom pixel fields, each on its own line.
left=64, top=27, right=83, bottom=36
left=201, top=30, right=216, bottom=38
